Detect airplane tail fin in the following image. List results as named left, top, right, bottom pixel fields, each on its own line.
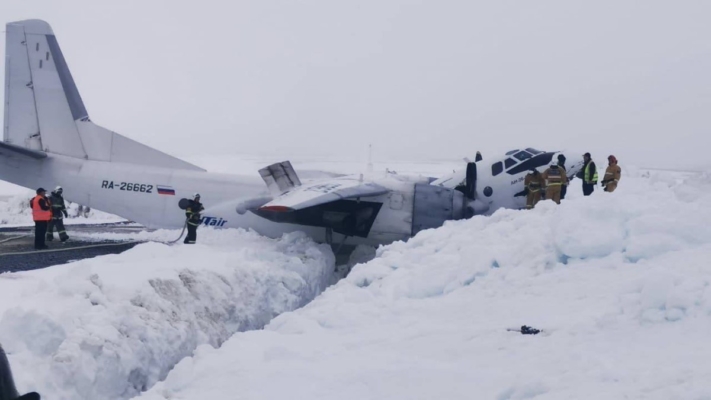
left=3, top=20, right=203, bottom=171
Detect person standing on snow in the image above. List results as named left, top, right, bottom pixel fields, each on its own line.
left=557, top=154, right=568, bottom=200
left=579, top=152, right=598, bottom=196
left=184, top=193, right=205, bottom=244
left=542, top=161, right=568, bottom=204
left=602, top=155, right=621, bottom=192
left=524, top=169, right=545, bottom=209
left=47, top=186, right=69, bottom=242
left=30, top=188, right=51, bottom=250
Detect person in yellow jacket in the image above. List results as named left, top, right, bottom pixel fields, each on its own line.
left=542, top=162, right=569, bottom=204
left=602, top=155, right=621, bottom=192
left=524, top=169, right=545, bottom=209
left=579, top=152, right=598, bottom=196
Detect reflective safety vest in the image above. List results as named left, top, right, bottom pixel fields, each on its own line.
left=525, top=173, right=543, bottom=192
left=31, top=195, right=52, bottom=221
left=546, top=167, right=563, bottom=186
left=585, top=162, right=599, bottom=183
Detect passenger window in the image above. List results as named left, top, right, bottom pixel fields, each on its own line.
left=514, top=151, right=532, bottom=161
left=492, top=162, right=503, bottom=176
left=504, top=158, right=517, bottom=169
left=525, top=148, right=543, bottom=155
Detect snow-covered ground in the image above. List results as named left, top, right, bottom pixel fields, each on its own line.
left=0, top=192, right=125, bottom=226
left=2, top=158, right=711, bottom=400
left=128, top=167, right=711, bottom=400
left=0, top=229, right=335, bottom=400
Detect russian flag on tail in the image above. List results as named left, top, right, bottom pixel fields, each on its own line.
left=157, top=185, right=175, bottom=195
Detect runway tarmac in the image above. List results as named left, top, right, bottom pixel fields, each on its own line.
left=0, top=222, right=145, bottom=273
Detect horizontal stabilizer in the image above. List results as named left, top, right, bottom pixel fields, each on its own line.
left=259, top=177, right=389, bottom=211
left=0, top=141, right=46, bottom=159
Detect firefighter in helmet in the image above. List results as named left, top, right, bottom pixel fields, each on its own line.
left=524, top=169, right=545, bottom=209
left=47, top=186, right=69, bottom=242
left=602, top=155, right=621, bottom=192
left=184, top=193, right=204, bottom=244
left=542, top=161, right=569, bottom=204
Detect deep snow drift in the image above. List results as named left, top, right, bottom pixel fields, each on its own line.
left=0, top=229, right=335, bottom=400
left=135, top=168, right=711, bottom=400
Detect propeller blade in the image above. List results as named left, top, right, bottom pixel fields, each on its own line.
left=465, top=162, right=476, bottom=200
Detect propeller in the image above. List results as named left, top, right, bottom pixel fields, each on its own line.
left=462, top=161, right=490, bottom=217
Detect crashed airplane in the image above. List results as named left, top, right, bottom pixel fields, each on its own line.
left=1, top=20, right=582, bottom=247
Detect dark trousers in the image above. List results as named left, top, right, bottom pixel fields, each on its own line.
left=34, top=221, right=48, bottom=249
left=185, top=224, right=198, bottom=244
left=560, top=184, right=567, bottom=200
left=47, top=218, right=69, bottom=241
left=582, top=182, right=595, bottom=196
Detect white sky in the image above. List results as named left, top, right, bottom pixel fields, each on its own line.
left=2, top=0, right=710, bottom=170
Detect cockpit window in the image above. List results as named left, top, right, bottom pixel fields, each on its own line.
left=526, top=148, right=543, bottom=155
left=513, top=151, right=533, bottom=161
left=504, top=158, right=517, bottom=168
left=492, top=161, right=503, bottom=176
left=505, top=149, right=519, bottom=156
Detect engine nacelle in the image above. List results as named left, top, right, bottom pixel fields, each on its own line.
left=411, top=183, right=466, bottom=236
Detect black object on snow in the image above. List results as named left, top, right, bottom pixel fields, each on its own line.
left=0, top=343, right=41, bottom=399
left=520, top=325, right=540, bottom=335
left=507, top=325, right=541, bottom=335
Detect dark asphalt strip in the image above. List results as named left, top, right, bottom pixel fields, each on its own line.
left=0, top=242, right=142, bottom=273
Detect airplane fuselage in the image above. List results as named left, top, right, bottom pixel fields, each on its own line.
left=0, top=151, right=419, bottom=246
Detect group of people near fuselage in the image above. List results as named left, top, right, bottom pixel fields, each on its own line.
left=29, top=186, right=70, bottom=250
left=28, top=186, right=90, bottom=250
left=524, top=153, right=621, bottom=210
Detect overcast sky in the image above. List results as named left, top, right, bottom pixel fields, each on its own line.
left=2, top=0, right=710, bottom=170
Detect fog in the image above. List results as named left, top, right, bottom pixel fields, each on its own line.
left=2, top=0, right=710, bottom=170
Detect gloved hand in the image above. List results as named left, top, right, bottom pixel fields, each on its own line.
left=63, top=210, right=68, bottom=218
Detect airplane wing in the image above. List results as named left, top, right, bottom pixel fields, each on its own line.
left=259, top=177, right=389, bottom=211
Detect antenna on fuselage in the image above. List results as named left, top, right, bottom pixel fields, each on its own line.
left=367, top=144, right=373, bottom=173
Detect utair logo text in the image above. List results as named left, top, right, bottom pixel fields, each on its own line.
left=201, top=216, right=227, bottom=227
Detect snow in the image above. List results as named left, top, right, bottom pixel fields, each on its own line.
left=0, top=192, right=124, bottom=227
left=0, top=229, right=335, bottom=400
left=132, top=168, right=711, bottom=400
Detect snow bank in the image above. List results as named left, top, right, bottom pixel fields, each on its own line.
left=0, top=192, right=124, bottom=226
left=0, top=229, right=335, bottom=400
left=137, top=169, right=711, bottom=400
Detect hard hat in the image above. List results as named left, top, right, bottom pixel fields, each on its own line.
left=55, top=185, right=62, bottom=191
left=193, top=193, right=201, bottom=199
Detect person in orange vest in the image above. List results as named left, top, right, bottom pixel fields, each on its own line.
left=30, top=187, right=52, bottom=250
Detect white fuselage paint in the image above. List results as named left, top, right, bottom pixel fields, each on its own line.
left=0, top=152, right=418, bottom=246
left=0, top=145, right=583, bottom=248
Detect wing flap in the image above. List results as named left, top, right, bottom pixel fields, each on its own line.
left=259, top=177, right=389, bottom=211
